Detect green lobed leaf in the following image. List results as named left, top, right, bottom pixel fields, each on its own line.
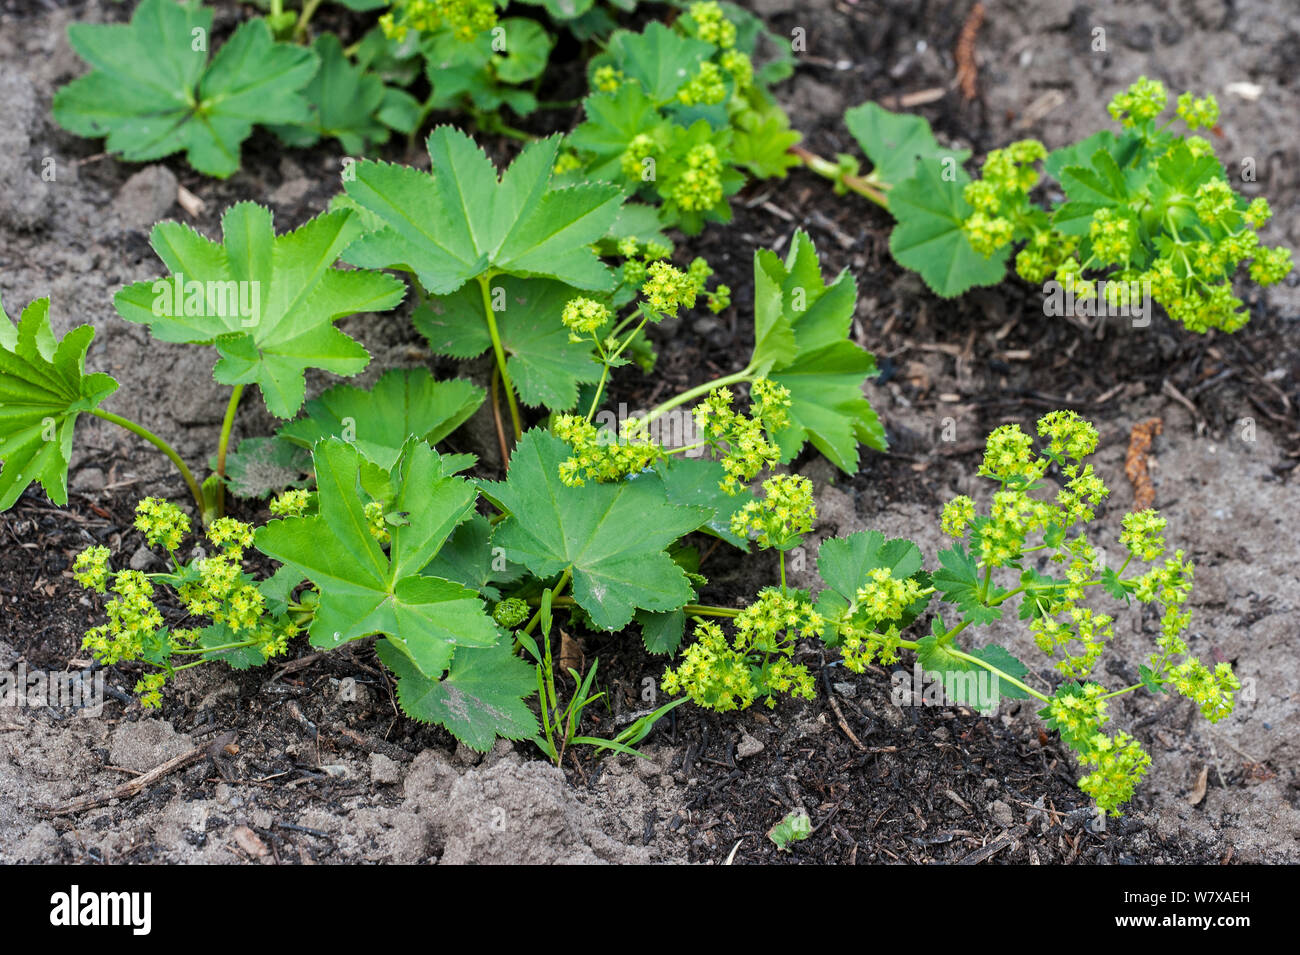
left=636, top=608, right=688, bottom=655
left=817, top=530, right=923, bottom=597
left=255, top=438, right=499, bottom=680
left=421, top=513, right=524, bottom=602
left=0, top=298, right=119, bottom=509
left=732, top=108, right=802, bottom=179
left=568, top=83, right=664, bottom=182
left=844, top=101, right=970, bottom=187
left=52, top=0, right=317, bottom=178
left=343, top=126, right=624, bottom=295
left=601, top=22, right=713, bottom=104
left=414, top=276, right=601, bottom=411
left=221, top=435, right=312, bottom=499
left=749, top=230, right=886, bottom=471
left=932, top=544, right=1004, bottom=626
left=915, top=635, right=1031, bottom=708
left=272, top=32, right=390, bottom=155
left=482, top=430, right=708, bottom=631
left=815, top=530, right=930, bottom=643
left=887, top=158, right=1010, bottom=298
left=113, top=202, right=405, bottom=419
left=278, top=367, right=485, bottom=469
left=376, top=638, right=538, bottom=751
left=650, top=456, right=752, bottom=550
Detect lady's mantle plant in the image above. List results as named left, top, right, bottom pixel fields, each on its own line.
left=661, top=409, right=1239, bottom=814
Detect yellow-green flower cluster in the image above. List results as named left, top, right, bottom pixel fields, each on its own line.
left=1120, top=509, right=1166, bottom=561
left=1035, top=602, right=1114, bottom=679
left=961, top=140, right=1046, bottom=256
left=134, top=497, right=189, bottom=552
left=1176, top=91, right=1219, bottom=130
left=670, top=143, right=724, bottom=213
left=134, top=671, right=167, bottom=710
left=1107, top=76, right=1168, bottom=127
left=691, top=380, right=789, bottom=494
left=1193, top=178, right=1236, bottom=227
left=662, top=589, right=818, bottom=712
left=593, top=65, right=624, bottom=93
left=1038, top=409, right=1100, bottom=462
left=719, top=49, right=752, bottom=89
left=270, top=488, right=311, bottom=517
left=687, top=2, right=736, bottom=48
left=677, top=62, right=727, bottom=107
left=208, top=516, right=254, bottom=558
left=77, top=504, right=300, bottom=712
left=978, top=423, right=1045, bottom=484
left=1249, top=245, right=1293, bottom=286
left=365, top=500, right=391, bottom=545
left=81, top=570, right=163, bottom=666
left=1046, top=681, right=1110, bottom=747
left=963, top=213, right=1015, bottom=257
left=1089, top=207, right=1135, bottom=264
left=379, top=0, right=495, bottom=42
left=1170, top=658, right=1239, bottom=722
left=642, top=260, right=700, bottom=315
left=554, top=414, right=660, bottom=486
left=1128, top=549, right=1235, bottom=718
left=620, top=134, right=657, bottom=181
left=730, top=473, right=815, bottom=550
left=552, top=150, right=583, bottom=175
left=661, top=621, right=757, bottom=712
left=941, top=495, right=976, bottom=538
left=73, top=545, right=111, bottom=593
left=561, top=296, right=611, bottom=340
left=1014, top=228, right=1079, bottom=284
left=836, top=568, right=929, bottom=673
left=1078, top=731, right=1151, bottom=816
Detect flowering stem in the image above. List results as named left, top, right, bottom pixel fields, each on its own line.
left=91, top=408, right=205, bottom=517
left=639, top=366, right=756, bottom=432
left=789, top=144, right=890, bottom=208
left=586, top=364, right=611, bottom=420
left=946, top=646, right=1051, bottom=703
left=779, top=550, right=787, bottom=595
left=478, top=273, right=522, bottom=440
left=215, top=384, right=244, bottom=518
left=1099, top=682, right=1145, bottom=701
left=171, top=640, right=258, bottom=656
left=542, top=595, right=741, bottom=619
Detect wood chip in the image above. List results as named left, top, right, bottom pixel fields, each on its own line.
left=1188, top=765, right=1209, bottom=806
left=955, top=2, right=986, bottom=100
left=558, top=628, right=584, bottom=673
left=176, top=183, right=205, bottom=217
left=1124, top=417, right=1163, bottom=510
left=233, top=825, right=269, bottom=858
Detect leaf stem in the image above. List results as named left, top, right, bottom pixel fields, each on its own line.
left=215, top=384, right=244, bottom=518
left=478, top=274, right=522, bottom=441
left=294, top=0, right=325, bottom=42
left=523, top=568, right=572, bottom=638
left=91, top=409, right=205, bottom=517
left=789, top=144, right=891, bottom=208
